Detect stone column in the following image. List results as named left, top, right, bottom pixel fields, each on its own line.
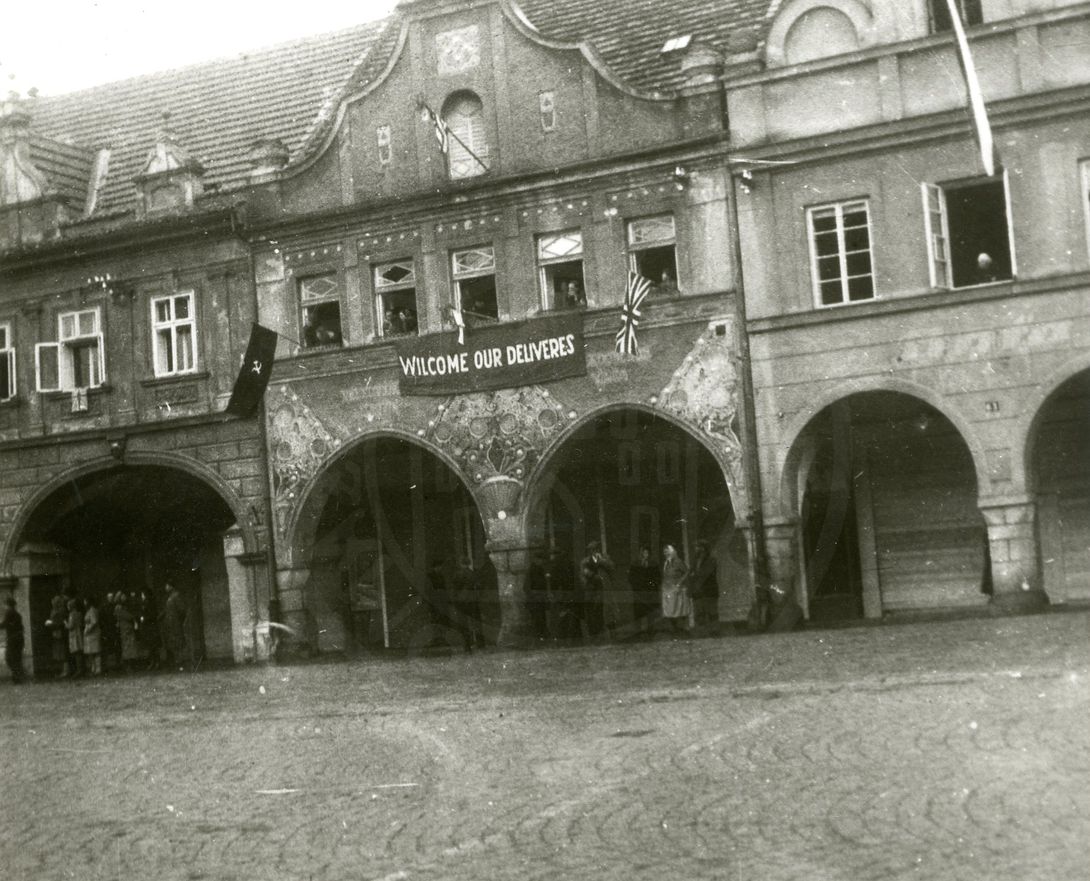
left=275, top=565, right=313, bottom=656
left=979, top=498, right=1049, bottom=613
left=222, top=527, right=270, bottom=663
left=764, top=517, right=803, bottom=631
left=490, top=544, right=533, bottom=649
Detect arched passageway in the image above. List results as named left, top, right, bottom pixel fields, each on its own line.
left=1032, top=369, right=1090, bottom=604
left=788, top=392, right=986, bottom=622
left=294, top=437, right=493, bottom=653
left=14, top=465, right=240, bottom=675
left=530, top=408, right=746, bottom=639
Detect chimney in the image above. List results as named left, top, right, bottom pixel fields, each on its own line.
left=246, top=138, right=290, bottom=184
left=0, top=91, right=51, bottom=206
left=680, top=41, right=723, bottom=88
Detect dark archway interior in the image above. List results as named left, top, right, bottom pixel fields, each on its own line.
left=798, top=392, right=985, bottom=623
left=540, top=409, right=740, bottom=634
left=19, top=465, right=237, bottom=671
left=301, top=438, right=492, bottom=652
left=1032, top=369, right=1090, bottom=602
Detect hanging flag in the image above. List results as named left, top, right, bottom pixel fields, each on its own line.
left=615, top=272, right=652, bottom=356
left=225, top=323, right=278, bottom=418
left=450, top=305, right=466, bottom=345
left=421, top=102, right=450, bottom=154
left=944, top=0, right=1000, bottom=176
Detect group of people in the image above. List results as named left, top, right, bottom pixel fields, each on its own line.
left=523, top=539, right=719, bottom=643
left=383, top=306, right=418, bottom=337
left=2, top=582, right=198, bottom=683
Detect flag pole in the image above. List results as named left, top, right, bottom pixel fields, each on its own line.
left=944, top=0, right=998, bottom=176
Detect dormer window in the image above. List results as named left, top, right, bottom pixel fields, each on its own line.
left=661, top=35, right=692, bottom=54
left=443, top=92, right=490, bottom=180
left=929, top=0, right=982, bottom=34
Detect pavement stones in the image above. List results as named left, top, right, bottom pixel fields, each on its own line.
left=1, top=611, right=1088, bottom=880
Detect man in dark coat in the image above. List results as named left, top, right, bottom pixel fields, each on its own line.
left=3, top=596, right=26, bottom=683
left=627, top=546, right=659, bottom=635
left=691, top=540, right=719, bottom=633
left=579, top=541, right=613, bottom=641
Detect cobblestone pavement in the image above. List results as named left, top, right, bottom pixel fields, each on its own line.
left=2, top=610, right=1088, bottom=881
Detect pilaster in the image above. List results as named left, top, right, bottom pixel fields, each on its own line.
left=979, top=497, right=1049, bottom=613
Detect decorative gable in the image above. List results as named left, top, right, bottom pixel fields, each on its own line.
left=0, top=96, right=51, bottom=206
left=133, top=113, right=205, bottom=215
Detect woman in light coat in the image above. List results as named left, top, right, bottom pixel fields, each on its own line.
left=83, top=597, right=102, bottom=676
left=66, top=598, right=85, bottom=677
left=659, top=544, right=691, bottom=635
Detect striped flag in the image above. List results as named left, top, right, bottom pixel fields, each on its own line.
left=450, top=305, right=465, bottom=345
left=615, top=272, right=652, bottom=355
left=944, top=0, right=999, bottom=176
left=422, top=103, right=450, bottom=154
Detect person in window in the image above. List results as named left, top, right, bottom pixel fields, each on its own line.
left=562, top=281, right=586, bottom=310
left=399, top=307, right=418, bottom=335
left=657, top=269, right=679, bottom=295
left=975, top=252, right=998, bottom=284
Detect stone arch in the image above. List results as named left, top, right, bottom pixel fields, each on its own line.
left=1, top=450, right=258, bottom=575
left=774, top=376, right=990, bottom=519
left=283, top=426, right=478, bottom=564
left=524, top=401, right=749, bottom=526
left=765, top=0, right=876, bottom=67
left=1016, top=352, right=1090, bottom=495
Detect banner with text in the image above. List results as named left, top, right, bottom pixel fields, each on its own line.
left=395, top=312, right=586, bottom=395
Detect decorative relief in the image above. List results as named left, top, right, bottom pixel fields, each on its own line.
left=436, top=25, right=481, bottom=75
left=267, top=386, right=342, bottom=536
left=427, top=386, right=570, bottom=491
left=655, top=321, right=746, bottom=492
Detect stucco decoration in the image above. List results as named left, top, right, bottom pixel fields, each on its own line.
left=268, top=386, right=342, bottom=537
left=427, top=386, right=571, bottom=507
left=656, top=321, right=747, bottom=493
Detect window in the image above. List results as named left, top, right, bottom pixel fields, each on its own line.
left=806, top=200, right=875, bottom=306
left=538, top=91, right=556, bottom=133
left=627, top=215, right=678, bottom=292
left=374, top=261, right=419, bottom=338
left=377, top=125, right=392, bottom=166
left=0, top=322, right=14, bottom=401
left=151, top=292, right=197, bottom=377
left=35, top=308, right=105, bottom=392
left=299, top=273, right=344, bottom=348
left=452, top=247, right=498, bottom=325
left=537, top=231, right=585, bottom=310
left=443, top=93, right=490, bottom=180
left=923, top=175, right=1014, bottom=288
left=928, top=0, right=982, bottom=33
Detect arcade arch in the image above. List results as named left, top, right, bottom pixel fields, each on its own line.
left=287, top=435, right=493, bottom=654
left=9, top=463, right=248, bottom=675
left=781, top=391, right=987, bottom=623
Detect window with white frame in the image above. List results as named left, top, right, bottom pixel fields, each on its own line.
left=452, top=246, right=498, bottom=325
left=36, top=308, right=105, bottom=392
left=537, top=230, right=585, bottom=310
left=928, top=0, right=982, bottom=34
left=443, top=92, right=490, bottom=180
left=923, top=174, right=1014, bottom=288
left=299, top=273, right=344, bottom=348
left=627, top=215, right=678, bottom=292
left=374, top=261, right=419, bottom=337
left=807, top=200, right=875, bottom=306
left=151, top=292, right=197, bottom=377
left=0, top=322, right=14, bottom=401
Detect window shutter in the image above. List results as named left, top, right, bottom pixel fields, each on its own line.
left=35, top=342, right=61, bottom=392
left=93, top=333, right=106, bottom=386
left=922, top=182, right=950, bottom=289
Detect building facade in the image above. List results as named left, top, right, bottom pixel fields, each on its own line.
left=1, top=0, right=1088, bottom=672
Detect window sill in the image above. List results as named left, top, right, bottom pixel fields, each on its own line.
left=0, top=395, right=20, bottom=409
left=140, top=370, right=209, bottom=388
left=41, top=384, right=112, bottom=400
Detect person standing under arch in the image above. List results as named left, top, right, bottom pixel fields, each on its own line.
left=3, top=596, right=26, bottom=683
left=660, top=544, right=691, bottom=636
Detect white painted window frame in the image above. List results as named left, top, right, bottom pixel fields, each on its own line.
left=806, top=198, right=876, bottom=307
left=451, top=245, right=496, bottom=313
left=150, top=291, right=198, bottom=378
left=1080, top=159, right=1090, bottom=265
left=0, top=321, right=14, bottom=401
left=536, top=230, right=585, bottom=309
left=35, top=307, right=105, bottom=392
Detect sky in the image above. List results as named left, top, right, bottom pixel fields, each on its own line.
left=1, top=0, right=399, bottom=96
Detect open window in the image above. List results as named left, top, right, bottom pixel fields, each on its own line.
left=538, top=230, right=586, bottom=310
left=35, top=308, right=105, bottom=392
left=923, top=174, right=1015, bottom=288
left=627, top=215, right=678, bottom=293
left=928, top=0, right=982, bottom=34
left=807, top=200, right=875, bottom=306
left=374, top=261, right=419, bottom=338
left=0, top=322, right=14, bottom=401
left=299, top=273, right=344, bottom=348
left=452, top=246, right=498, bottom=325
left=151, top=291, right=197, bottom=377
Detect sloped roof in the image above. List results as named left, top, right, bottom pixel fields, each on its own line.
left=25, top=0, right=773, bottom=224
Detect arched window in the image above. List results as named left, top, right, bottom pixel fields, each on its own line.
left=442, top=92, right=490, bottom=180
